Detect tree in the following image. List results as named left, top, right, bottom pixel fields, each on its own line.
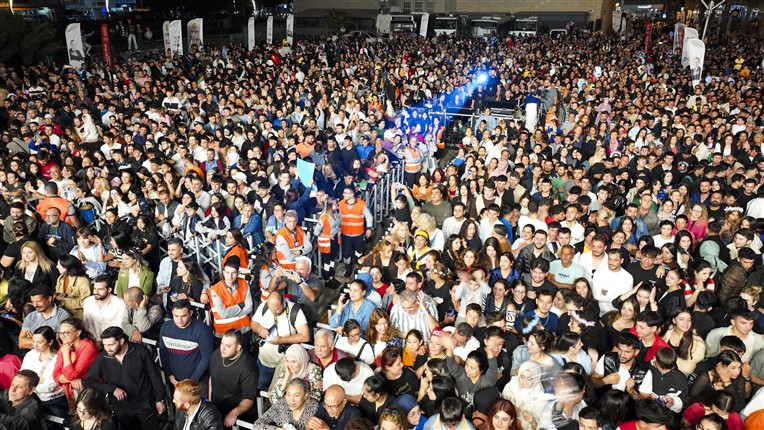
left=325, top=9, right=353, bottom=33
left=0, top=12, right=59, bottom=66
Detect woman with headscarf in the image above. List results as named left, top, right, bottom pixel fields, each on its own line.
left=501, top=361, right=548, bottom=430
left=393, top=394, right=427, bottom=429
left=489, top=158, right=510, bottom=179
left=269, top=344, right=323, bottom=403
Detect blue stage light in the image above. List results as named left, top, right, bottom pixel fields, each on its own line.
left=476, top=73, right=488, bottom=84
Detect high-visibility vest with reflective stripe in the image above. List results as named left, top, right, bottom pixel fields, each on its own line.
left=404, top=147, right=423, bottom=173
left=275, top=226, right=305, bottom=270
left=339, top=199, right=366, bottom=237
left=317, top=213, right=332, bottom=254
left=210, top=279, right=251, bottom=335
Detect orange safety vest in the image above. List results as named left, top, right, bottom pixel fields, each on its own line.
left=274, top=226, right=305, bottom=270
left=317, top=213, right=332, bottom=254
left=404, top=146, right=422, bottom=173
left=209, top=279, right=251, bottom=335
left=339, top=199, right=366, bottom=237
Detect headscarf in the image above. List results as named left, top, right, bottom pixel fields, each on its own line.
left=285, top=344, right=316, bottom=380
left=490, top=158, right=510, bottom=178
left=502, top=361, right=547, bottom=429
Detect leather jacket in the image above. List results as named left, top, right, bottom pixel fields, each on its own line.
left=601, top=351, right=650, bottom=389
left=0, top=393, right=44, bottom=430
left=173, top=401, right=224, bottom=430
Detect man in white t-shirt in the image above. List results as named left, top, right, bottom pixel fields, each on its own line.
left=249, top=292, right=310, bottom=392
left=592, top=332, right=647, bottom=400
left=592, top=248, right=634, bottom=316
left=322, top=358, right=374, bottom=404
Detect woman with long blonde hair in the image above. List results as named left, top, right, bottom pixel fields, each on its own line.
left=115, top=249, right=155, bottom=297
left=15, top=241, right=59, bottom=289
left=313, top=197, right=341, bottom=280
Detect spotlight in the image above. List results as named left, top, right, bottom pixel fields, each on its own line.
left=476, top=73, right=488, bottom=84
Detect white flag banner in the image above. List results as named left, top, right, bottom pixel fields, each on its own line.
left=187, top=18, right=204, bottom=52
left=162, top=21, right=171, bottom=54
left=248, top=17, right=256, bottom=51
left=612, top=11, right=623, bottom=34
left=267, top=16, right=274, bottom=45
left=683, top=38, right=706, bottom=86
left=683, top=27, right=698, bottom=46
left=169, top=20, right=183, bottom=55
left=673, top=23, right=686, bottom=51
left=65, top=23, right=85, bottom=69
left=419, top=13, right=429, bottom=38
left=286, top=14, right=294, bottom=46
left=682, top=36, right=704, bottom=68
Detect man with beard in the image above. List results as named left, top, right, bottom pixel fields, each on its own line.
left=82, top=275, right=128, bottom=338
left=209, top=330, right=257, bottom=427
left=172, top=379, right=224, bottom=430
left=85, top=326, right=166, bottom=430
left=706, top=191, right=726, bottom=221
left=1, top=202, right=36, bottom=244
left=591, top=332, right=650, bottom=397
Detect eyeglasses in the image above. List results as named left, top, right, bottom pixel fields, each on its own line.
left=57, top=330, right=75, bottom=336
left=324, top=401, right=343, bottom=410
left=76, top=408, right=89, bottom=415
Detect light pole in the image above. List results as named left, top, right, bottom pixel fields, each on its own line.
left=701, top=0, right=725, bottom=42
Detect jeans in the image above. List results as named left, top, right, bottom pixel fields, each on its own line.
left=42, top=395, right=70, bottom=418
left=257, top=359, right=276, bottom=393
left=113, top=402, right=160, bottom=430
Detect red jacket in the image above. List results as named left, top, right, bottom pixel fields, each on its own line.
left=630, top=326, right=670, bottom=362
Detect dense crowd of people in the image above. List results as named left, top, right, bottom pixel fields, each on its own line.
left=1, top=15, right=764, bottom=430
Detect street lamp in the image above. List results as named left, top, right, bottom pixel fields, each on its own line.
left=701, top=0, right=725, bottom=42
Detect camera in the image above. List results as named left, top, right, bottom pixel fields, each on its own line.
left=278, top=344, right=290, bottom=354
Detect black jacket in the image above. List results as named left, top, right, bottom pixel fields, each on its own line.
left=601, top=351, right=650, bottom=389
left=85, top=342, right=165, bottom=409
left=0, top=392, right=44, bottom=430
left=38, top=221, right=76, bottom=255
left=173, top=401, right=224, bottom=430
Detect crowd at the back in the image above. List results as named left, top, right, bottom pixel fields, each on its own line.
left=1, top=16, right=764, bottom=430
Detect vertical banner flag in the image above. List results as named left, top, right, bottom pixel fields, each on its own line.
left=100, top=24, right=112, bottom=69
left=162, top=21, right=171, bottom=54
left=66, top=23, right=85, bottom=69
left=187, top=18, right=204, bottom=51
left=286, top=14, right=294, bottom=46
left=683, top=27, right=699, bottom=45
left=673, top=23, right=686, bottom=51
left=612, top=10, right=623, bottom=34
left=266, top=16, right=274, bottom=45
left=169, top=20, right=183, bottom=55
left=645, top=21, right=653, bottom=53
left=419, top=13, right=429, bottom=38
left=682, top=38, right=706, bottom=86
left=248, top=17, right=255, bottom=51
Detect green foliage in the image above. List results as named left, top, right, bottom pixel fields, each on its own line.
left=324, top=9, right=353, bottom=32
left=0, top=12, right=60, bottom=66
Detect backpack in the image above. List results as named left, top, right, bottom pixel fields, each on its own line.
left=259, top=300, right=314, bottom=344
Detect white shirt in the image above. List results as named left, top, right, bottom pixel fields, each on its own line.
left=250, top=300, right=308, bottom=368
left=334, top=337, right=375, bottom=365
left=441, top=217, right=465, bottom=239
left=575, top=251, right=608, bottom=282
left=652, top=234, right=675, bottom=249
left=82, top=294, right=129, bottom=340
left=452, top=336, right=481, bottom=362
left=21, top=350, right=65, bottom=402
left=594, top=355, right=631, bottom=391
left=592, top=267, right=633, bottom=316
left=322, top=361, right=374, bottom=396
